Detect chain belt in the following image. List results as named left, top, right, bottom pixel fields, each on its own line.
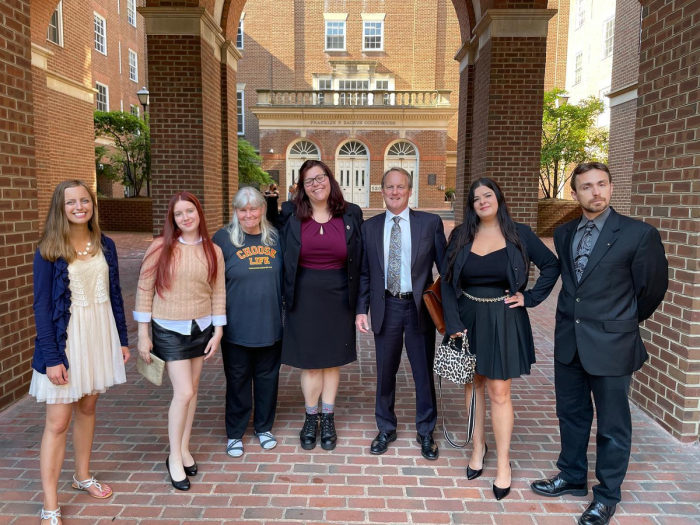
left=461, top=290, right=509, bottom=303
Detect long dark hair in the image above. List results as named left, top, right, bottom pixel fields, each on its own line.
left=141, top=192, right=218, bottom=298
left=445, top=178, right=528, bottom=284
left=293, top=160, right=347, bottom=221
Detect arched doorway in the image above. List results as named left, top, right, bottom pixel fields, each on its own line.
left=336, top=140, right=370, bottom=208
left=385, top=140, right=419, bottom=208
left=286, top=139, right=320, bottom=192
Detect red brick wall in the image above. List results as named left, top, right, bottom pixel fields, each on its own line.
left=97, top=197, right=153, bottom=232
left=608, top=99, right=636, bottom=216
left=92, top=0, right=148, bottom=115
left=630, top=0, right=700, bottom=442
left=453, top=61, right=474, bottom=226
left=544, top=0, right=569, bottom=91
left=536, top=199, right=580, bottom=237
left=0, top=0, right=39, bottom=411
left=147, top=35, right=206, bottom=234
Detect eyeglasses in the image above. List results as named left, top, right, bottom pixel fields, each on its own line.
left=303, top=174, right=327, bottom=187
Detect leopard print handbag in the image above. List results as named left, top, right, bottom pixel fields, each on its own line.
left=434, top=335, right=477, bottom=448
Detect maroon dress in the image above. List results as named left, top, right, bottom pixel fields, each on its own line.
left=281, top=217, right=357, bottom=369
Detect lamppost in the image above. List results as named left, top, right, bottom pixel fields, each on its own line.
left=136, top=87, right=150, bottom=196
left=137, top=86, right=149, bottom=115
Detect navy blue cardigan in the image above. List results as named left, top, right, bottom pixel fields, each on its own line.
left=32, top=234, right=129, bottom=374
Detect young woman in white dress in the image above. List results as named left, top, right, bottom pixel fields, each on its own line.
left=30, top=180, right=130, bottom=525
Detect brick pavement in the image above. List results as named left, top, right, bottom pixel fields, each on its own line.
left=1, top=229, right=699, bottom=525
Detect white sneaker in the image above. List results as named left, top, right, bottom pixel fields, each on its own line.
left=256, top=431, right=278, bottom=450
left=226, top=439, right=243, bottom=458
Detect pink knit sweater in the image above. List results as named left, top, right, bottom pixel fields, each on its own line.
left=135, top=238, right=226, bottom=321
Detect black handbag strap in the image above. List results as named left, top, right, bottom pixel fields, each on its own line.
left=439, top=376, right=476, bottom=449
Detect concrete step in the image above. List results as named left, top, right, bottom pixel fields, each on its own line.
left=362, top=207, right=455, bottom=220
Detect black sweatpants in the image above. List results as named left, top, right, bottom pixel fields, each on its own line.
left=221, top=340, right=282, bottom=439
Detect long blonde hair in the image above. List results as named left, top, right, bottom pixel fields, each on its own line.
left=38, top=180, right=102, bottom=262
left=227, top=186, right=278, bottom=248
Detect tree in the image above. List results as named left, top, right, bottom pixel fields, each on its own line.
left=238, top=138, right=272, bottom=188
left=540, top=88, right=608, bottom=199
left=94, top=110, right=151, bottom=197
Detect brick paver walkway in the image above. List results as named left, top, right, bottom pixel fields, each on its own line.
left=1, top=230, right=699, bottom=525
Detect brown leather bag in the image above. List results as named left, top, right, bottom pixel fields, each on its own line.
left=423, top=276, right=446, bottom=335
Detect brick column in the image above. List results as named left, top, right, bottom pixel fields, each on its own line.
left=629, top=1, right=700, bottom=442
left=607, top=0, right=643, bottom=216
left=139, top=7, right=232, bottom=234
left=0, top=0, right=39, bottom=411
left=221, top=42, right=241, bottom=224
left=453, top=42, right=475, bottom=225
left=455, top=9, right=555, bottom=229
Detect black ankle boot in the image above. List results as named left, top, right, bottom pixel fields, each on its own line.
left=320, top=412, right=337, bottom=450
left=299, top=413, right=319, bottom=450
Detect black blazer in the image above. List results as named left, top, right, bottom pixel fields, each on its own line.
left=279, top=200, right=363, bottom=310
left=356, top=209, right=446, bottom=333
left=441, top=222, right=559, bottom=336
left=553, top=207, right=668, bottom=376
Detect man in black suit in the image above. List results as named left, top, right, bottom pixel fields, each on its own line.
left=531, top=163, right=668, bottom=525
left=356, top=167, right=446, bottom=460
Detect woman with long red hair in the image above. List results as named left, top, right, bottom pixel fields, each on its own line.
left=134, top=192, right=225, bottom=491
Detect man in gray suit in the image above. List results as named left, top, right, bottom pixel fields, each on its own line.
left=356, top=167, right=446, bottom=460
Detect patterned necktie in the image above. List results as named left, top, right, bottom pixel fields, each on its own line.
left=387, top=216, right=402, bottom=295
left=574, top=220, right=596, bottom=283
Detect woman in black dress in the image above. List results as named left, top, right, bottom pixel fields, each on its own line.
left=279, top=160, right=363, bottom=452
left=264, top=184, right=280, bottom=226
left=441, top=178, right=558, bottom=500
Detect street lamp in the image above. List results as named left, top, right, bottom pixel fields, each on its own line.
left=137, top=87, right=149, bottom=112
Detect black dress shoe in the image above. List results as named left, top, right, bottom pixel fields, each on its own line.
left=165, top=456, right=190, bottom=491
left=578, top=501, right=616, bottom=525
left=531, top=475, right=588, bottom=497
left=370, top=430, right=397, bottom=455
left=320, top=412, right=337, bottom=451
left=466, top=443, right=488, bottom=480
left=183, top=460, right=197, bottom=477
left=300, top=413, right=319, bottom=450
left=416, top=432, right=439, bottom=460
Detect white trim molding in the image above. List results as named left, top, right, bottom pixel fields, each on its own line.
left=361, top=13, right=386, bottom=21
left=323, top=13, right=348, bottom=21
left=31, top=43, right=54, bottom=70
left=607, top=82, right=638, bottom=108
left=472, top=9, right=556, bottom=48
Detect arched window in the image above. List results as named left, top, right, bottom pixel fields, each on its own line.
left=387, top=141, right=417, bottom=157
left=338, top=141, right=368, bottom=157
left=289, top=140, right=320, bottom=157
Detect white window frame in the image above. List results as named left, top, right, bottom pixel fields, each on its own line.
left=237, top=90, right=245, bottom=135
left=236, top=18, right=244, bottom=49
left=362, top=21, right=384, bottom=51
left=131, top=104, right=140, bottom=117
left=325, top=21, right=346, bottom=51
left=47, top=1, right=64, bottom=47
left=128, top=49, right=138, bottom=82
left=96, top=82, right=109, bottom=111
left=574, top=52, right=583, bottom=85
left=94, top=13, right=107, bottom=55
left=603, top=17, right=615, bottom=59
left=127, top=0, right=137, bottom=27
left=576, top=0, right=585, bottom=29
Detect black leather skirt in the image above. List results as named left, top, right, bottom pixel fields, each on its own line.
left=152, top=321, right=213, bottom=362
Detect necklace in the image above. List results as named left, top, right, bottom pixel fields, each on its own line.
left=76, top=242, right=92, bottom=256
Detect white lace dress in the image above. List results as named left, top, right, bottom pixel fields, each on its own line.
left=29, top=253, right=127, bottom=404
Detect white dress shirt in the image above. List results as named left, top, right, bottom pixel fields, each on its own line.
left=383, top=207, right=412, bottom=293
left=133, top=236, right=227, bottom=335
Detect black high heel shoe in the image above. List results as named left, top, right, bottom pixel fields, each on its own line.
left=166, top=456, right=190, bottom=491
left=183, top=459, right=197, bottom=477
left=492, top=463, right=511, bottom=501
left=466, top=443, right=488, bottom=480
